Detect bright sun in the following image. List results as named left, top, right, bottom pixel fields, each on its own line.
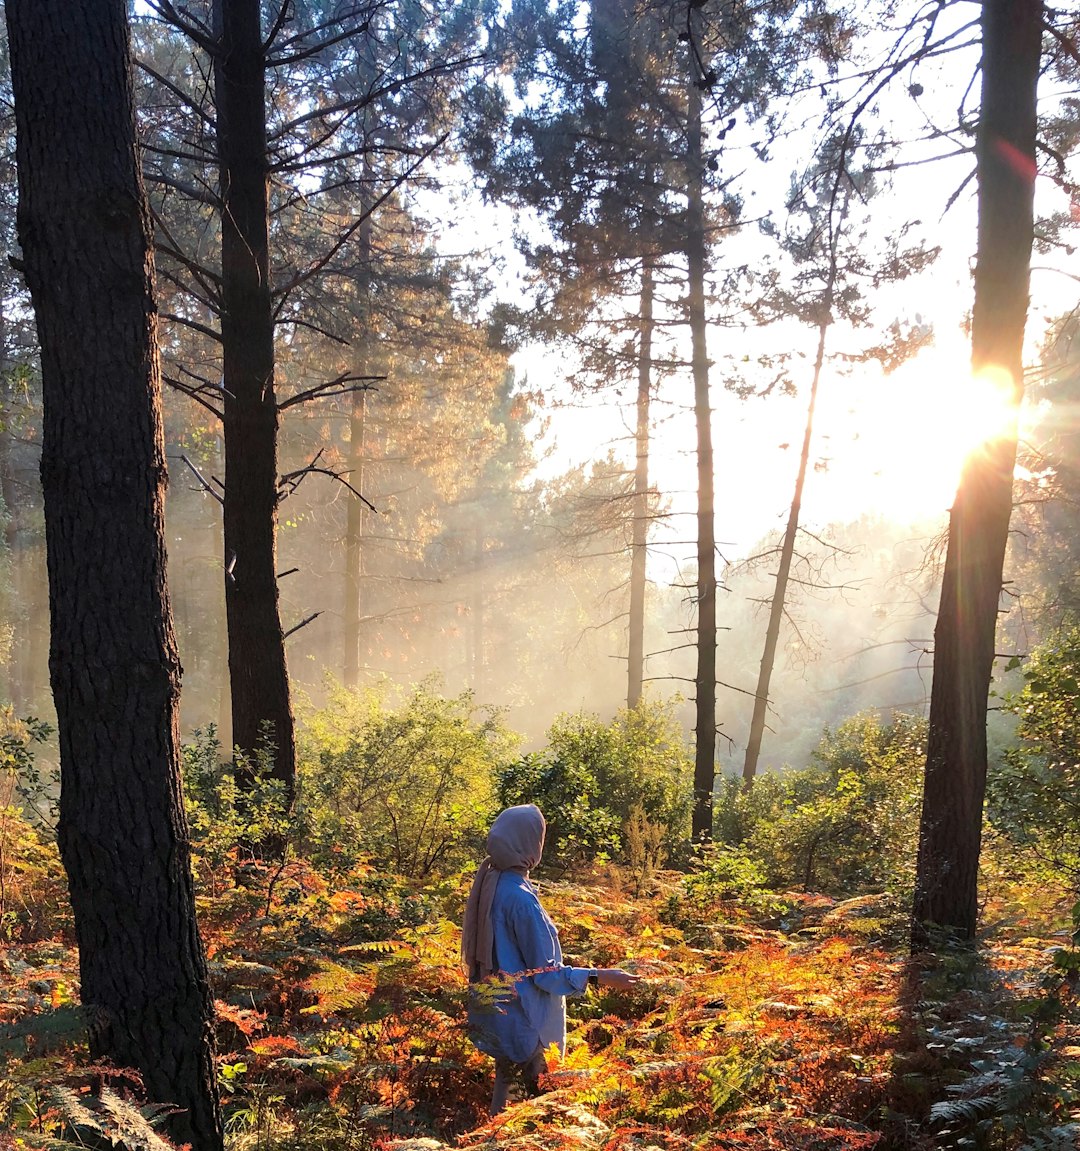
left=813, top=339, right=1024, bottom=524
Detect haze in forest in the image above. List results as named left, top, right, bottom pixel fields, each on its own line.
left=0, top=0, right=1074, bottom=782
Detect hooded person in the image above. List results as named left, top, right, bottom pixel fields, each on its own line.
left=462, top=804, right=639, bottom=1113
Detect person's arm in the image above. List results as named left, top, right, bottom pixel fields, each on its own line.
left=591, top=968, right=641, bottom=990
left=510, top=895, right=641, bottom=996
left=509, top=894, right=588, bottom=995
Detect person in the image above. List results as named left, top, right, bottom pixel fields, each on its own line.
left=462, top=803, right=640, bottom=1113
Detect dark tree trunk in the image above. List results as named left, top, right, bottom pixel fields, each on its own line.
left=687, top=81, right=716, bottom=841
left=912, top=0, right=1040, bottom=944
left=627, top=257, right=654, bottom=710
left=743, top=318, right=827, bottom=787
left=213, top=0, right=295, bottom=791
left=5, top=1, right=223, bottom=1146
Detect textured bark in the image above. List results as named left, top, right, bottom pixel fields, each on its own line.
left=743, top=319, right=827, bottom=787
left=687, top=81, right=716, bottom=841
left=213, top=0, right=295, bottom=791
left=5, top=1, right=223, bottom=1146
left=912, top=0, right=1041, bottom=943
left=627, top=258, right=654, bottom=710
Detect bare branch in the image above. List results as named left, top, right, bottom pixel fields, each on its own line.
left=172, top=453, right=224, bottom=505
left=278, top=448, right=378, bottom=511
left=272, top=134, right=449, bottom=308
left=136, top=57, right=216, bottom=128
left=277, top=373, right=382, bottom=412
left=164, top=374, right=225, bottom=421
left=273, top=314, right=351, bottom=346
left=145, top=0, right=218, bottom=54
left=267, top=60, right=480, bottom=141
left=284, top=611, right=323, bottom=639
left=146, top=171, right=219, bottom=208
left=161, top=311, right=223, bottom=344
left=261, top=0, right=294, bottom=53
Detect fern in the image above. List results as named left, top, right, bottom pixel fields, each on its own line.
left=40, top=1084, right=179, bottom=1150
left=1019, top=1126, right=1080, bottom=1151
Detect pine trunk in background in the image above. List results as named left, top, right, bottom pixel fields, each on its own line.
left=687, top=80, right=716, bottom=841
left=912, top=0, right=1041, bottom=944
left=743, top=317, right=828, bottom=786
left=344, top=387, right=368, bottom=688
left=344, top=158, right=374, bottom=690
left=5, top=1, right=223, bottom=1145
left=213, top=0, right=296, bottom=791
left=627, top=257, right=655, bottom=709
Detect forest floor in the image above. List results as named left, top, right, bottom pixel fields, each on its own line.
left=1, top=862, right=1078, bottom=1150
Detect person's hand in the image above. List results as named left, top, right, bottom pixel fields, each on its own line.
left=595, top=968, right=641, bottom=989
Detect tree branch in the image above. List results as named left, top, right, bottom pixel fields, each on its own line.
left=284, top=611, right=323, bottom=639
left=172, top=453, right=224, bottom=505
left=278, top=448, right=377, bottom=511
left=145, top=0, right=218, bottom=54
left=277, top=373, right=381, bottom=412
left=272, top=133, right=448, bottom=307
left=136, top=57, right=216, bottom=127
left=163, top=374, right=225, bottom=421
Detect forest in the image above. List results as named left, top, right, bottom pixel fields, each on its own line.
left=2, top=0, right=1080, bottom=1147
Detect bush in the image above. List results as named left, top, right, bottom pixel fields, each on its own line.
left=714, top=712, right=925, bottom=896
left=0, top=713, right=68, bottom=942
left=988, top=628, right=1080, bottom=885
left=497, top=698, right=693, bottom=869
left=298, top=677, right=517, bottom=878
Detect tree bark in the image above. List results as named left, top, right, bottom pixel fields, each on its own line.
left=687, top=80, right=716, bottom=841
left=213, top=0, right=295, bottom=792
left=5, top=1, right=223, bottom=1145
left=743, top=318, right=828, bottom=786
left=627, top=257, right=654, bottom=709
left=912, top=0, right=1040, bottom=944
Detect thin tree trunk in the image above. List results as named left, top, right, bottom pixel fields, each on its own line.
left=5, top=1, right=222, bottom=1145
left=912, top=0, right=1040, bottom=944
left=213, top=0, right=295, bottom=792
left=344, top=157, right=374, bottom=688
left=472, top=525, right=485, bottom=696
left=627, top=256, right=654, bottom=709
left=687, top=80, right=716, bottom=842
left=743, top=318, right=828, bottom=786
left=344, top=387, right=367, bottom=687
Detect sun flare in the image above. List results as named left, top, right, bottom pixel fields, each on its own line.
left=815, top=341, right=1024, bottom=523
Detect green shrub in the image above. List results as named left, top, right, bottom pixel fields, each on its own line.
left=714, top=712, right=925, bottom=896
left=988, top=628, right=1080, bottom=885
left=298, top=677, right=516, bottom=879
left=682, top=842, right=779, bottom=914
left=498, top=699, right=693, bottom=869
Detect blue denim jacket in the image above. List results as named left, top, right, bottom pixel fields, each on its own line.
left=467, top=870, right=591, bottom=1064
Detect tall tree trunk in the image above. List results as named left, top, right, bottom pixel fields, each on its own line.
left=343, top=387, right=368, bottom=687
left=213, top=0, right=295, bottom=792
left=912, top=0, right=1040, bottom=944
left=743, top=318, right=828, bottom=786
left=627, top=256, right=654, bottom=709
left=687, top=80, right=716, bottom=841
left=344, top=158, right=374, bottom=689
left=5, top=1, right=223, bottom=1146
left=472, top=525, right=485, bottom=695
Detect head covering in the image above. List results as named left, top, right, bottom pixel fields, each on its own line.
left=461, top=805, right=546, bottom=981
